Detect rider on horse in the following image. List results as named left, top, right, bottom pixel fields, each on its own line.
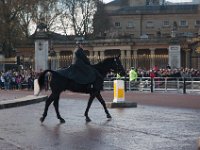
left=65, top=40, right=103, bottom=90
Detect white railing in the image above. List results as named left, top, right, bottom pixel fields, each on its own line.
left=103, top=77, right=200, bottom=94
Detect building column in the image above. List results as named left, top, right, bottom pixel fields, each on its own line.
left=89, top=51, right=93, bottom=63
left=94, top=51, right=99, bottom=63
left=56, top=52, right=60, bottom=69
left=120, top=50, right=126, bottom=68
left=126, top=50, right=131, bottom=70
left=133, top=49, right=138, bottom=68
left=100, top=51, right=104, bottom=61
left=51, top=54, right=57, bottom=70
left=150, top=48, right=155, bottom=69
left=185, top=49, right=191, bottom=68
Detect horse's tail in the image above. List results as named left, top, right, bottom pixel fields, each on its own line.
left=34, top=70, right=54, bottom=96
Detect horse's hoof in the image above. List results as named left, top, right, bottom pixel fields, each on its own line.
left=86, top=117, right=91, bottom=122
left=40, top=117, right=45, bottom=123
left=107, top=114, right=112, bottom=119
left=60, top=118, right=66, bottom=124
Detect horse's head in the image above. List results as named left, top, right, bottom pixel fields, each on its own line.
left=110, top=55, right=126, bottom=77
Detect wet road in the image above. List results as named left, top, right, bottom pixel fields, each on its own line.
left=0, top=98, right=200, bottom=150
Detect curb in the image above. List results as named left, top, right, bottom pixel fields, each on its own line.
left=106, top=102, right=137, bottom=108
left=0, top=95, right=48, bottom=109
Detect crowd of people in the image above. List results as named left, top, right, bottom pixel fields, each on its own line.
left=136, top=67, right=200, bottom=78
left=0, top=69, right=36, bottom=90
left=107, top=66, right=200, bottom=81
left=0, top=66, right=200, bottom=90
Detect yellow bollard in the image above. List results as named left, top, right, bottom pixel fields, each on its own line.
left=106, top=80, right=137, bottom=108
left=113, top=80, right=125, bottom=103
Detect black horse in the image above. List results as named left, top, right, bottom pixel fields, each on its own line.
left=35, top=56, right=126, bottom=123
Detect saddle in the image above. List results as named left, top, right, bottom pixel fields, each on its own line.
left=56, top=65, right=73, bottom=79
left=56, top=65, right=96, bottom=85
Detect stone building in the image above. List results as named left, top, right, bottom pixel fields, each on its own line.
left=2, top=0, right=200, bottom=71
left=102, top=0, right=200, bottom=69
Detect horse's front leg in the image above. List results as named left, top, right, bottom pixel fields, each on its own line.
left=40, top=93, right=54, bottom=123
left=84, top=94, right=95, bottom=122
left=53, top=93, right=65, bottom=123
left=96, top=92, right=112, bottom=119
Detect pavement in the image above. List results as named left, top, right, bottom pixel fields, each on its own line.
left=0, top=95, right=199, bottom=149
left=0, top=90, right=200, bottom=110
left=0, top=90, right=47, bottom=109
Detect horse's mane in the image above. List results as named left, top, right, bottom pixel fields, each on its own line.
left=94, top=57, right=114, bottom=65
left=93, top=57, right=114, bottom=67
left=92, top=57, right=114, bottom=76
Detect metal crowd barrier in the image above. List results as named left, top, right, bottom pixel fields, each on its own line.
left=103, top=77, right=200, bottom=94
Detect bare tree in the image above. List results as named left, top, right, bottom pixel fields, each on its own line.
left=18, top=0, right=40, bottom=38
left=31, top=0, right=61, bottom=32
left=58, top=12, right=70, bottom=36
left=80, top=0, right=97, bottom=36
left=59, top=0, right=97, bottom=37
left=0, top=0, right=109, bottom=58
left=0, top=0, right=30, bottom=57
left=59, top=0, right=79, bottom=35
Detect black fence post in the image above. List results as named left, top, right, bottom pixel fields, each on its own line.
left=183, top=77, right=186, bottom=94
left=150, top=78, right=154, bottom=93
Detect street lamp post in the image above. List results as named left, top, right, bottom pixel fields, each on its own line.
left=124, top=56, right=127, bottom=92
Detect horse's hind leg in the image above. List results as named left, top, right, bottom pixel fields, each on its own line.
left=96, top=92, right=112, bottom=119
left=53, top=92, right=65, bottom=123
left=84, top=94, right=95, bottom=122
left=40, top=93, right=55, bottom=123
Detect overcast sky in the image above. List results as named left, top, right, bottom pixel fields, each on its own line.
left=103, top=0, right=192, bottom=4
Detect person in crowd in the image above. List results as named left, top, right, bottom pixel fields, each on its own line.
left=0, top=72, right=5, bottom=89
left=16, top=74, right=22, bottom=90
left=11, top=73, right=17, bottom=89
left=116, top=73, right=122, bottom=80
left=128, top=67, right=138, bottom=90
left=149, top=70, right=155, bottom=79
left=153, top=65, right=159, bottom=72
left=129, top=67, right=138, bottom=82
left=166, top=64, right=171, bottom=69
left=4, top=71, right=12, bottom=90
left=28, top=74, right=34, bottom=90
